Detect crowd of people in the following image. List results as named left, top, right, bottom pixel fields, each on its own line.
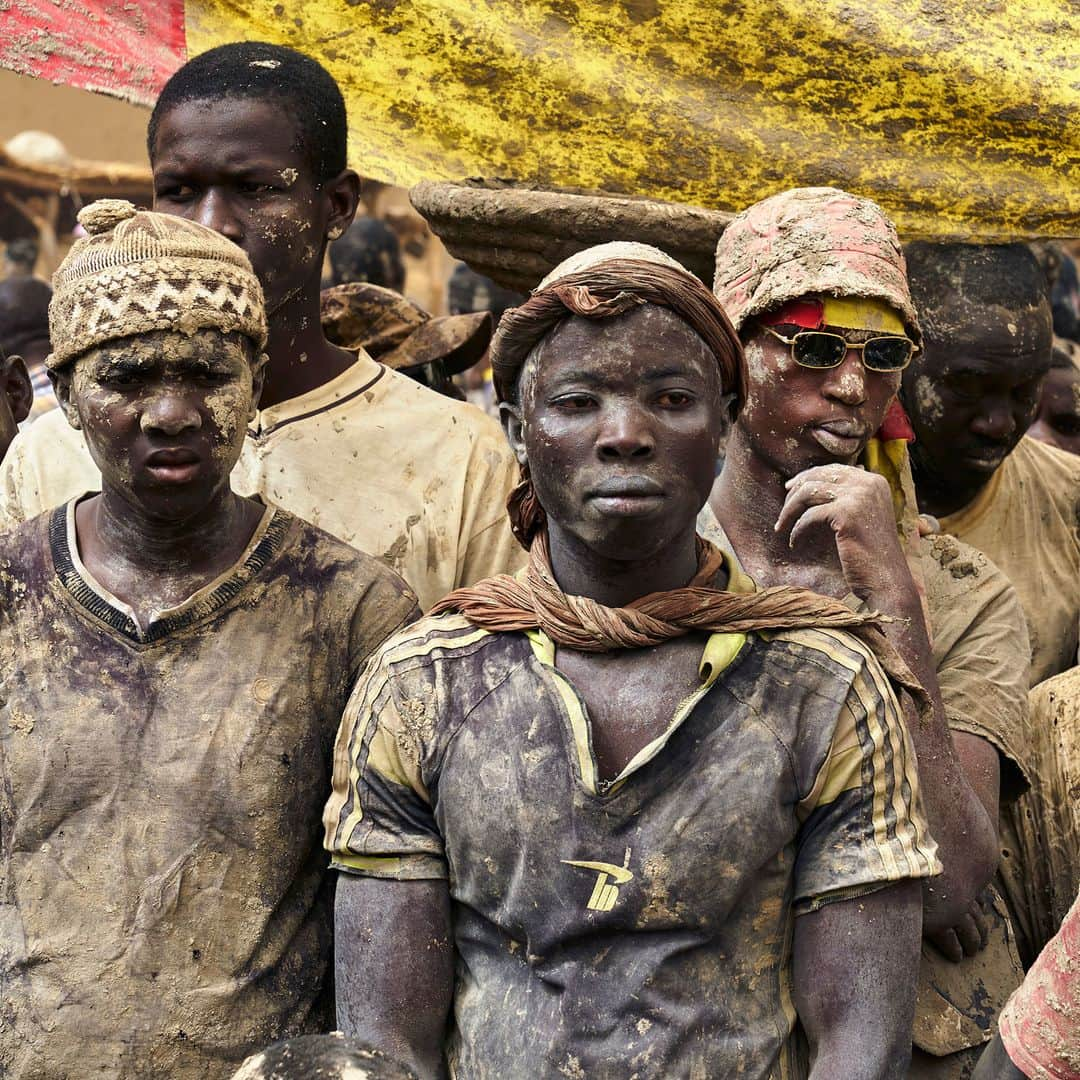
left=0, top=38, right=1077, bottom=1080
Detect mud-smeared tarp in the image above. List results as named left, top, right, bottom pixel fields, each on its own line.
left=1, top=0, right=1077, bottom=239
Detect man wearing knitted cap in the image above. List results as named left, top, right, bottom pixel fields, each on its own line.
left=325, top=242, right=940, bottom=1078
left=0, top=202, right=418, bottom=1077
left=0, top=42, right=522, bottom=611
left=708, top=187, right=1032, bottom=1077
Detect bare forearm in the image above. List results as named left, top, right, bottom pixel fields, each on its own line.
left=867, top=580, right=998, bottom=926
left=796, top=882, right=922, bottom=1079
left=335, top=874, right=454, bottom=1080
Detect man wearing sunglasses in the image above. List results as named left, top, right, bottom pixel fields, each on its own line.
left=705, top=187, right=1032, bottom=1078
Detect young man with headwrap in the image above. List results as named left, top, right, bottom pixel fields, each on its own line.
left=325, top=242, right=940, bottom=1079
left=0, top=43, right=522, bottom=610
left=705, top=187, right=1032, bottom=1076
left=0, top=201, right=418, bottom=1077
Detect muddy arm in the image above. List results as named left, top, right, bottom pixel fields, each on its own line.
left=883, top=586, right=1001, bottom=935
left=335, top=874, right=454, bottom=1080
left=795, top=881, right=923, bottom=1080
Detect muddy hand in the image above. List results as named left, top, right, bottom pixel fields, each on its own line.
left=925, top=897, right=992, bottom=963
left=775, top=465, right=908, bottom=601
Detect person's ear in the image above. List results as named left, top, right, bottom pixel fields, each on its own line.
left=248, top=351, right=269, bottom=420
left=323, top=169, right=361, bottom=243
left=499, top=401, right=529, bottom=468
left=2, top=355, right=33, bottom=424
left=49, top=367, right=81, bottom=430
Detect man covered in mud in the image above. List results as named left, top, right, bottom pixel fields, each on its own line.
left=325, top=244, right=940, bottom=1079
left=705, top=187, right=1032, bottom=1077
left=901, top=242, right=1079, bottom=687
left=0, top=201, right=418, bottom=1077
left=0, top=42, right=522, bottom=609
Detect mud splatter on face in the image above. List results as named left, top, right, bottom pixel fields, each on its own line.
left=61, top=328, right=258, bottom=516
left=152, top=98, right=335, bottom=315
left=913, top=373, right=945, bottom=424
left=518, top=305, right=724, bottom=562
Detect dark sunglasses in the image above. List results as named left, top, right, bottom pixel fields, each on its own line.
left=760, top=324, right=917, bottom=372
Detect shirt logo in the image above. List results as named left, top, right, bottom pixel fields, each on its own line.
left=562, top=848, right=633, bottom=912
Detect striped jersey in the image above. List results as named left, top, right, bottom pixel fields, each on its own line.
left=325, top=612, right=940, bottom=1079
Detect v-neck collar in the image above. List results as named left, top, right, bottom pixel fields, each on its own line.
left=51, top=497, right=290, bottom=644
left=525, top=615, right=749, bottom=798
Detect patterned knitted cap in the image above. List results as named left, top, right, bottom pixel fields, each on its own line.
left=713, top=187, right=921, bottom=346
left=48, top=199, right=267, bottom=371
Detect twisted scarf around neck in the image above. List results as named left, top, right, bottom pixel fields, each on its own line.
left=431, top=531, right=930, bottom=719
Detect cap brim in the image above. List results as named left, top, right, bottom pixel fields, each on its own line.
left=383, top=312, right=493, bottom=374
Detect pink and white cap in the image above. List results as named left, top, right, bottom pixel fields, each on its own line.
left=712, top=186, right=921, bottom=347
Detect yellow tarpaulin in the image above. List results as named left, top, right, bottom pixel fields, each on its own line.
left=185, top=0, right=1079, bottom=239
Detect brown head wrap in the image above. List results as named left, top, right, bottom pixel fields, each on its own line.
left=490, top=244, right=746, bottom=547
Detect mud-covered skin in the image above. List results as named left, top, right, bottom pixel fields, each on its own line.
left=51, top=328, right=266, bottom=625
left=1027, top=365, right=1080, bottom=456
left=0, top=507, right=418, bottom=1078
left=716, top=323, right=904, bottom=601
left=504, top=305, right=724, bottom=591
left=901, top=293, right=1052, bottom=520
left=151, top=97, right=361, bottom=409
left=502, top=305, right=727, bottom=772
left=709, top=293, right=1015, bottom=1069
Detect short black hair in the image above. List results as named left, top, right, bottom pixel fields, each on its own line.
left=904, top=242, right=1050, bottom=344
left=329, top=218, right=405, bottom=290
left=148, top=42, right=347, bottom=184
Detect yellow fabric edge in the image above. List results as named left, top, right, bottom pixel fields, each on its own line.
left=526, top=626, right=747, bottom=796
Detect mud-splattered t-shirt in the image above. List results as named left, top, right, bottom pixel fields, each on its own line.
left=0, top=500, right=418, bottom=1079
left=1007, top=669, right=1080, bottom=965
left=324, top=613, right=940, bottom=1080
left=938, top=436, right=1080, bottom=687
left=0, top=349, right=524, bottom=610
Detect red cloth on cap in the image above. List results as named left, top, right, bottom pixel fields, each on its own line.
left=759, top=299, right=824, bottom=329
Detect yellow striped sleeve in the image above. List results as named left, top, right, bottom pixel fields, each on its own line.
left=793, top=629, right=940, bottom=912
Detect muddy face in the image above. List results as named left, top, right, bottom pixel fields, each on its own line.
left=506, top=305, right=724, bottom=561
left=902, top=302, right=1052, bottom=489
left=151, top=98, right=339, bottom=315
left=54, top=329, right=263, bottom=521
left=737, top=322, right=902, bottom=477
left=1028, top=366, right=1080, bottom=456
